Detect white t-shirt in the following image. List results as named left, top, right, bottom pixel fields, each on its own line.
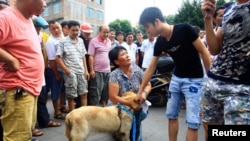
left=121, top=42, right=137, bottom=64
left=141, top=38, right=156, bottom=69
left=45, top=35, right=63, bottom=71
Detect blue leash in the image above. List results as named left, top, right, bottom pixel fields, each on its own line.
left=117, top=103, right=142, bottom=141
left=132, top=115, right=137, bottom=141
left=132, top=112, right=143, bottom=141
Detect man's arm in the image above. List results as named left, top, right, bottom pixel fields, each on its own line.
left=41, top=42, right=49, bottom=69
left=49, top=60, right=61, bottom=81
left=141, top=44, right=145, bottom=57
left=202, top=0, right=223, bottom=55
left=136, top=53, right=139, bottom=65
left=88, top=55, right=95, bottom=78
left=82, top=56, right=89, bottom=80
left=56, top=55, right=70, bottom=75
left=46, top=42, right=61, bottom=82
left=0, top=48, right=19, bottom=71
left=193, top=38, right=212, bottom=71
left=136, top=56, right=159, bottom=103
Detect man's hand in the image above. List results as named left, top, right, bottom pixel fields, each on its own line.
left=55, top=73, right=61, bottom=82
left=135, top=91, right=147, bottom=104
left=85, top=71, right=90, bottom=80
left=89, top=70, right=95, bottom=78
left=131, top=102, right=142, bottom=111
left=201, top=0, right=216, bottom=20
left=3, top=57, right=20, bottom=72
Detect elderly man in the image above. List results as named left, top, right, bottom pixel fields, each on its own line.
left=0, top=0, right=46, bottom=140
left=88, top=25, right=111, bottom=107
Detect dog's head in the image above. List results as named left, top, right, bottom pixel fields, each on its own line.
left=121, top=92, right=139, bottom=110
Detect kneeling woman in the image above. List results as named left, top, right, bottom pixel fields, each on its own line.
left=108, top=46, right=151, bottom=140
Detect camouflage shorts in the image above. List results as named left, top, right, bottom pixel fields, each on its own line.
left=201, top=77, right=250, bottom=124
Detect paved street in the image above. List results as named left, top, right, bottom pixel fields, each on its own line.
left=35, top=99, right=205, bottom=141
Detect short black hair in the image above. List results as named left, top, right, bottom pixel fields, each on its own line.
left=139, top=7, right=165, bottom=26
left=116, top=31, right=124, bottom=36
left=109, top=28, right=116, bottom=32
left=136, top=30, right=143, bottom=34
left=192, top=25, right=200, bottom=34
left=48, top=20, right=58, bottom=26
left=67, top=20, right=80, bottom=29
left=213, top=6, right=225, bottom=18
left=60, top=21, right=68, bottom=28
left=48, top=20, right=59, bottom=28
left=126, top=32, right=133, bottom=37
left=109, top=46, right=127, bottom=68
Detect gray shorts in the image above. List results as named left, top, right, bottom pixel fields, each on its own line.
left=88, top=72, right=110, bottom=105
left=64, top=72, right=88, bottom=98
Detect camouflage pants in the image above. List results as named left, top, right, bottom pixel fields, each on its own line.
left=201, top=77, right=250, bottom=124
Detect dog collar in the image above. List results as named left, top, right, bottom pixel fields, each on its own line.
left=117, top=103, right=133, bottom=115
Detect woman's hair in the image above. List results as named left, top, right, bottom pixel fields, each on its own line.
left=109, top=46, right=127, bottom=69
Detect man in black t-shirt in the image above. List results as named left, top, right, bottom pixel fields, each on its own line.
left=136, top=7, right=211, bottom=141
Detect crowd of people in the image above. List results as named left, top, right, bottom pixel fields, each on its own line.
left=0, top=0, right=249, bottom=141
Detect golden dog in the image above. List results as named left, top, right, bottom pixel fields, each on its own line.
left=65, top=92, right=139, bottom=141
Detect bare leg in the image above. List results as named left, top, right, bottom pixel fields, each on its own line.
left=80, top=94, right=87, bottom=106
left=59, top=93, right=67, bottom=110
left=53, top=99, right=60, bottom=115
left=68, top=98, right=75, bottom=112
left=186, top=128, right=198, bottom=141
left=101, top=100, right=107, bottom=107
left=203, top=122, right=222, bottom=141
left=168, top=119, right=179, bottom=141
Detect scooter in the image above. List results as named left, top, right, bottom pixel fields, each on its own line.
left=147, top=55, right=174, bottom=107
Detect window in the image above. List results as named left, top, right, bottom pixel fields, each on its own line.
left=96, top=0, right=102, bottom=5
left=91, top=24, right=95, bottom=32
left=43, top=6, right=50, bottom=17
left=53, top=2, right=61, bottom=14
left=86, top=7, right=95, bottom=18
left=71, top=3, right=84, bottom=21
left=97, top=10, right=103, bottom=20
left=96, top=25, right=100, bottom=34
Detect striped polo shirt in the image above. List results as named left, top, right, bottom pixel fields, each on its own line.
left=56, top=36, right=87, bottom=74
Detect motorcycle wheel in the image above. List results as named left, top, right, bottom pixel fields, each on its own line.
left=149, top=91, right=167, bottom=107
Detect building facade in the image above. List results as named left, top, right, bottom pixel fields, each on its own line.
left=42, top=0, right=105, bottom=35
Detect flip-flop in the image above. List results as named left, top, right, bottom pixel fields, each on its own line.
left=32, top=129, right=43, bottom=136
left=59, top=106, right=70, bottom=113
left=47, top=120, right=61, bottom=127
left=54, top=113, right=66, bottom=120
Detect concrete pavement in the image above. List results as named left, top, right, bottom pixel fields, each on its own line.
left=35, top=100, right=205, bottom=141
